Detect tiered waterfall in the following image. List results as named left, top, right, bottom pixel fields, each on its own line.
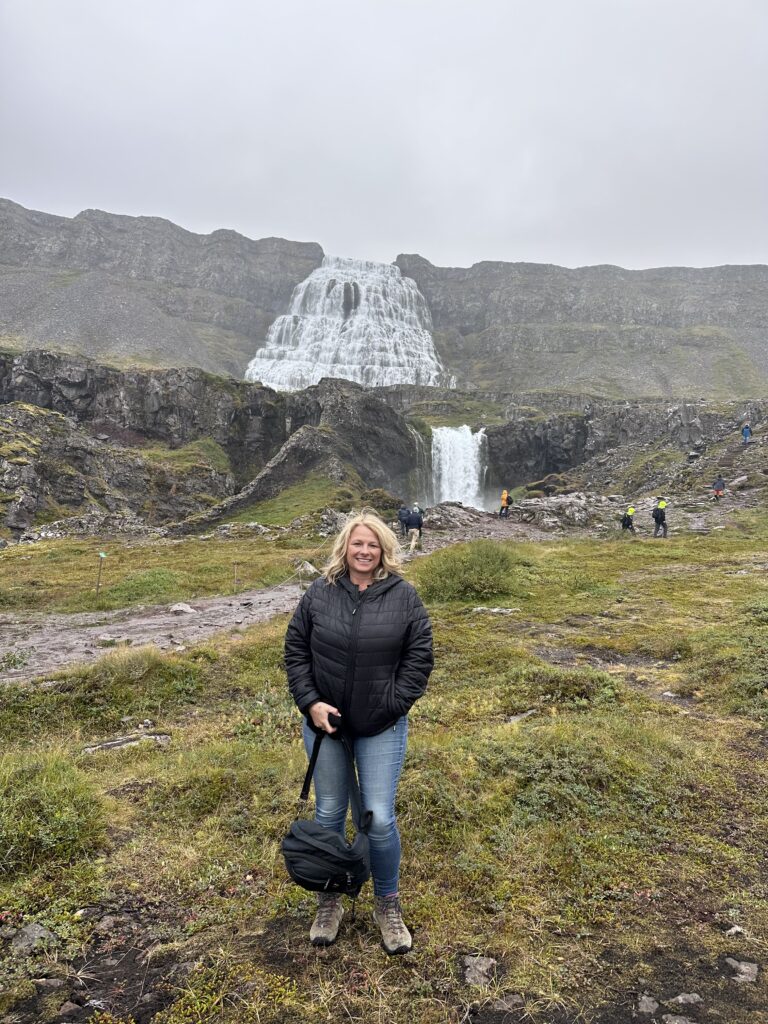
left=245, top=256, right=447, bottom=390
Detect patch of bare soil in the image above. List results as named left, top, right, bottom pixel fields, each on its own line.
left=0, top=582, right=303, bottom=686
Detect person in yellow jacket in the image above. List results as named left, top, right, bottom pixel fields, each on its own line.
left=499, top=489, right=509, bottom=518
left=621, top=504, right=636, bottom=535
left=652, top=497, right=668, bottom=538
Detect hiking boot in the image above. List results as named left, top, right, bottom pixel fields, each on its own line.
left=373, top=894, right=412, bottom=955
left=310, top=893, right=344, bottom=946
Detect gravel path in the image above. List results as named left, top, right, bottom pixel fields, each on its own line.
left=0, top=582, right=304, bottom=685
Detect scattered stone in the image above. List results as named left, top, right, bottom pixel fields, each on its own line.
left=725, top=957, right=758, bottom=983
left=83, top=733, right=171, bottom=754
left=662, top=1016, right=696, bottom=1024
left=730, top=475, right=749, bottom=489
left=726, top=925, right=744, bottom=936
left=57, top=1000, right=83, bottom=1016
left=462, top=954, right=497, bottom=986
left=661, top=691, right=679, bottom=698
left=33, top=978, right=66, bottom=990
left=489, top=993, right=524, bottom=1011
left=670, top=993, right=703, bottom=1005
left=11, top=922, right=57, bottom=955
left=637, top=994, right=659, bottom=1014
left=170, top=602, right=197, bottom=615
left=295, top=560, right=320, bottom=578
left=472, top=606, right=520, bottom=615
left=507, top=710, right=536, bottom=724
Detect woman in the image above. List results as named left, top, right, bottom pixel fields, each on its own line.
left=285, top=509, right=433, bottom=954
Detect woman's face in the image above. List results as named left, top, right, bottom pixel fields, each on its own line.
left=346, top=524, right=382, bottom=578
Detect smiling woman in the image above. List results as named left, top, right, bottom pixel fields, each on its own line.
left=284, top=508, right=434, bottom=954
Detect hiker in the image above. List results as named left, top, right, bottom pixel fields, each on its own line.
left=405, top=505, right=424, bottom=551
left=712, top=475, right=726, bottom=500
left=284, top=509, right=433, bottom=954
left=621, top=504, right=636, bottom=535
left=652, top=497, right=668, bottom=538
left=741, top=423, right=752, bottom=446
left=499, top=489, right=509, bottom=518
left=397, top=503, right=410, bottom=536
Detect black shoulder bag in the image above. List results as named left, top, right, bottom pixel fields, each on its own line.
left=281, top=731, right=372, bottom=897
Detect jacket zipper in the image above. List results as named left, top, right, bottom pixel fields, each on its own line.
left=342, top=589, right=367, bottom=721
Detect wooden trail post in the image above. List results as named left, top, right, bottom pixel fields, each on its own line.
left=96, top=552, right=107, bottom=599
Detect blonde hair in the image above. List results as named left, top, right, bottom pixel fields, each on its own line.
left=323, top=508, right=403, bottom=584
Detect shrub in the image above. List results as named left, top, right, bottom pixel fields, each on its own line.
left=0, top=751, right=108, bottom=877
left=415, top=540, right=520, bottom=602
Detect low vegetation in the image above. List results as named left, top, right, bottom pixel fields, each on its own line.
left=1, top=517, right=768, bottom=1021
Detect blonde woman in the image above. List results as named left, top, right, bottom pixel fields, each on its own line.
left=285, top=509, right=433, bottom=954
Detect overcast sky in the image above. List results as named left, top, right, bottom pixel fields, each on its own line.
left=2, top=0, right=767, bottom=269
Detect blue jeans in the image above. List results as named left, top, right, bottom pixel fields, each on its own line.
left=302, top=718, right=408, bottom=897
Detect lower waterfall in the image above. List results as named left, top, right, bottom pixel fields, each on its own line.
left=431, top=426, right=487, bottom=508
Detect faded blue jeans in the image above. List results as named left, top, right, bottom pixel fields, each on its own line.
left=302, top=717, right=408, bottom=897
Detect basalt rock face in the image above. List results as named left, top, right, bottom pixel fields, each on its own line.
left=485, top=397, right=766, bottom=491
left=0, top=403, right=236, bottom=535
left=0, top=352, right=421, bottom=533
left=0, top=199, right=323, bottom=376
left=396, top=254, right=768, bottom=398
left=0, top=350, right=288, bottom=480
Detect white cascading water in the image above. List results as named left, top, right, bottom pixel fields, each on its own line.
left=244, top=256, right=447, bottom=390
left=431, top=426, right=487, bottom=508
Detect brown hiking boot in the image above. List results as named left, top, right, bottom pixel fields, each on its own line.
left=373, top=894, right=412, bottom=954
left=309, top=893, right=344, bottom=946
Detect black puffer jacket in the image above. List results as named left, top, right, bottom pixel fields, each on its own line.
left=285, top=573, right=433, bottom=737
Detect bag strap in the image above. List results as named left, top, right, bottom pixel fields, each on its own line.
left=299, top=730, right=324, bottom=801
left=299, top=729, right=372, bottom=835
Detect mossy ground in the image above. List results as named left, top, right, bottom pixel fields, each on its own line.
left=1, top=520, right=768, bottom=1021
left=0, top=533, right=323, bottom=613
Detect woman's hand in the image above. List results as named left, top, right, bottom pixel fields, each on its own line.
left=309, top=701, right=341, bottom=734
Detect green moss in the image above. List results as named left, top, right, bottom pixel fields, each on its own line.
left=228, top=472, right=363, bottom=526
left=141, top=437, right=232, bottom=475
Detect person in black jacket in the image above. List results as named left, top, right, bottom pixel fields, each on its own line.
left=285, top=509, right=433, bottom=954
left=397, top=503, right=410, bottom=536
left=404, top=505, right=424, bottom=551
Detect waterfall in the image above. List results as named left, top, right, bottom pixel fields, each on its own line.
left=431, top=426, right=487, bottom=508
left=245, top=255, right=448, bottom=391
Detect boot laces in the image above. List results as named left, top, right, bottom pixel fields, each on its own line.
left=316, top=895, right=341, bottom=927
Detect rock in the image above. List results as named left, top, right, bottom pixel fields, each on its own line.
left=662, top=1016, right=696, bottom=1024
left=57, top=1001, right=83, bottom=1016
left=489, top=993, right=524, bottom=1011
left=726, top=925, right=744, bottom=936
left=472, top=606, right=519, bottom=615
left=170, top=603, right=197, bottom=615
left=462, top=954, right=497, bottom=986
left=637, top=994, right=659, bottom=1014
left=11, top=922, right=57, bottom=955
left=730, top=475, right=749, bottom=489
left=33, top=978, right=66, bottom=990
left=670, top=993, right=703, bottom=1005
left=295, top=560, right=321, bottom=578
left=0, top=926, right=18, bottom=939
left=725, top=957, right=758, bottom=983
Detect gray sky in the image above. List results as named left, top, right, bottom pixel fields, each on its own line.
left=2, top=0, right=767, bottom=269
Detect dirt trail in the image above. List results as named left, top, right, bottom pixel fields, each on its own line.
left=0, top=582, right=304, bottom=685
left=0, top=494, right=754, bottom=686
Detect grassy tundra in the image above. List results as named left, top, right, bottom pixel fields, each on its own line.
left=1, top=519, right=767, bottom=1022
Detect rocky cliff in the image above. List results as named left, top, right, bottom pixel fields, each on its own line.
left=0, top=199, right=323, bottom=376
left=396, top=254, right=768, bottom=398
left=0, top=351, right=420, bottom=534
